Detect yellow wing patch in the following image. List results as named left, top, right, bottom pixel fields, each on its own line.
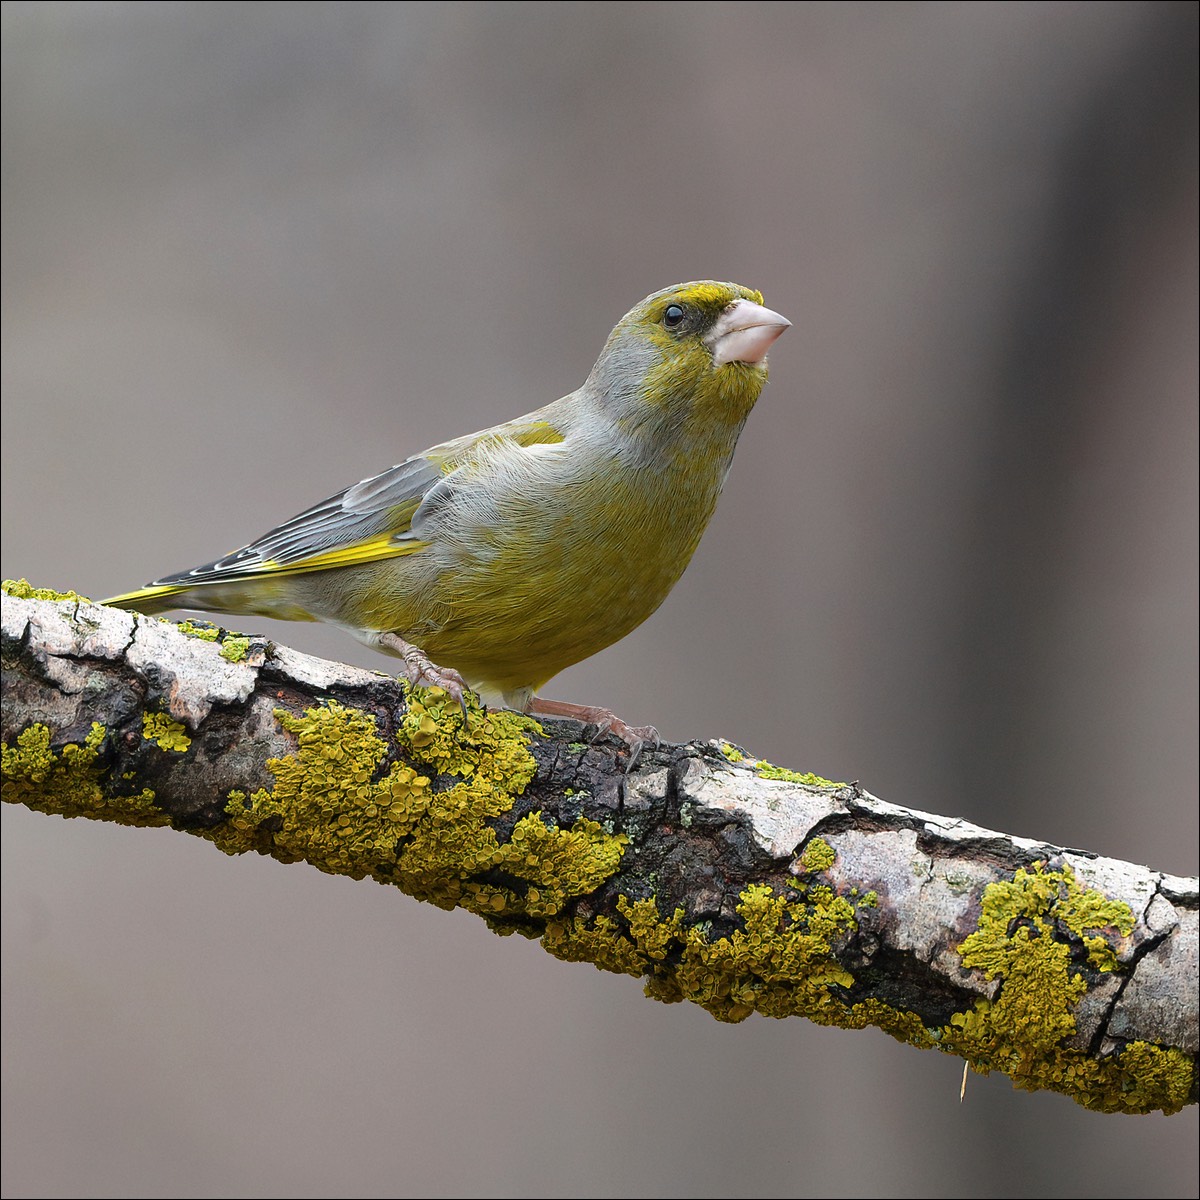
left=432, top=418, right=566, bottom=477
left=509, top=420, right=565, bottom=448
left=257, top=495, right=428, bottom=575
left=260, top=533, right=430, bottom=575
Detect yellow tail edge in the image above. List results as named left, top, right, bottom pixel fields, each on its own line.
left=101, top=584, right=190, bottom=614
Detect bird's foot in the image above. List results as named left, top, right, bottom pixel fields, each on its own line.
left=378, top=632, right=472, bottom=720
left=527, top=697, right=660, bottom=771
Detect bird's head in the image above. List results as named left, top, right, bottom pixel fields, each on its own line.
left=587, top=281, right=790, bottom=435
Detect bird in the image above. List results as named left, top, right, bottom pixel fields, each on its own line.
left=104, top=281, right=790, bottom=752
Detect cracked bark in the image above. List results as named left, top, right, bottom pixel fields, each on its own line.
left=2, top=590, right=1197, bottom=1114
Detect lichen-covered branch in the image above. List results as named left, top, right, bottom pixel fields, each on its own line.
left=2, top=582, right=1196, bottom=1115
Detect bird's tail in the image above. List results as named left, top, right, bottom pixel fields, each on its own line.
left=102, top=578, right=317, bottom=624
left=102, top=583, right=195, bottom=615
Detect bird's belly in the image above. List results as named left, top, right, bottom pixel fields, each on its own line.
left=418, top=488, right=716, bottom=693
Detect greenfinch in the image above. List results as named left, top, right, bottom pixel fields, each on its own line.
left=105, top=281, right=789, bottom=746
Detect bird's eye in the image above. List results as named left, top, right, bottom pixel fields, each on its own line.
left=663, top=304, right=686, bottom=329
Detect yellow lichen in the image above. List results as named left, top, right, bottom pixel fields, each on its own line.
left=1108, top=1043, right=1194, bottom=1112
left=845, top=998, right=936, bottom=1048
left=204, top=699, right=432, bottom=873
left=755, top=863, right=1188, bottom=1114
left=755, top=764, right=845, bottom=788
left=542, top=912, right=650, bottom=977
left=1, top=578, right=91, bottom=603
left=934, top=862, right=1189, bottom=1113
left=142, top=712, right=192, bottom=753
left=544, top=882, right=859, bottom=1025
left=955, top=863, right=1133, bottom=1038
left=619, top=895, right=681, bottom=961
left=202, top=688, right=626, bottom=928
left=4, top=639, right=1188, bottom=1113
left=175, top=619, right=251, bottom=662
left=712, top=738, right=843, bottom=788
left=797, top=837, right=836, bottom=874
left=1, top=722, right=165, bottom=826
left=175, top=620, right=220, bottom=642
left=538, top=859, right=1191, bottom=1114
left=218, top=635, right=252, bottom=663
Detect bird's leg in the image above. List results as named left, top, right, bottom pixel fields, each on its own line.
left=377, top=632, right=472, bottom=719
left=526, top=697, right=660, bottom=771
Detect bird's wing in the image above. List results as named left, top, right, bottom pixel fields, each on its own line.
left=145, top=415, right=566, bottom=587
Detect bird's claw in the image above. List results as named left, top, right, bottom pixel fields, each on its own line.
left=527, top=697, right=659, bottom=773
left=412, top=667, right=471, bottom=723
left=586, top=717, right=659, bottom=772
left=379, top=632, right=473, bottom=721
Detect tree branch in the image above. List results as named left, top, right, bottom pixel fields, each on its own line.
left=3, top=584, right=1196, bottom=1114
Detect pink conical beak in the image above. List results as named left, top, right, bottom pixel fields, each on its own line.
left=707, top=299, right=791, bottom=366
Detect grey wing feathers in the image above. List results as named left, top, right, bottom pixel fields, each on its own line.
left=150, top=456, right=444, bottom=586
left=340, top=456, right=442, bottom=512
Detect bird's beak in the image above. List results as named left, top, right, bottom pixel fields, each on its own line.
left=707, top=299, right=791, bottom=367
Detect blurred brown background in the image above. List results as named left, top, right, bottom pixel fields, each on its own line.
left=2, top=3, right=1196, bottom=1196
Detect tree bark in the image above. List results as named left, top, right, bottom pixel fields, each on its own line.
left=3, top=585, right=1196, bottom=1114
